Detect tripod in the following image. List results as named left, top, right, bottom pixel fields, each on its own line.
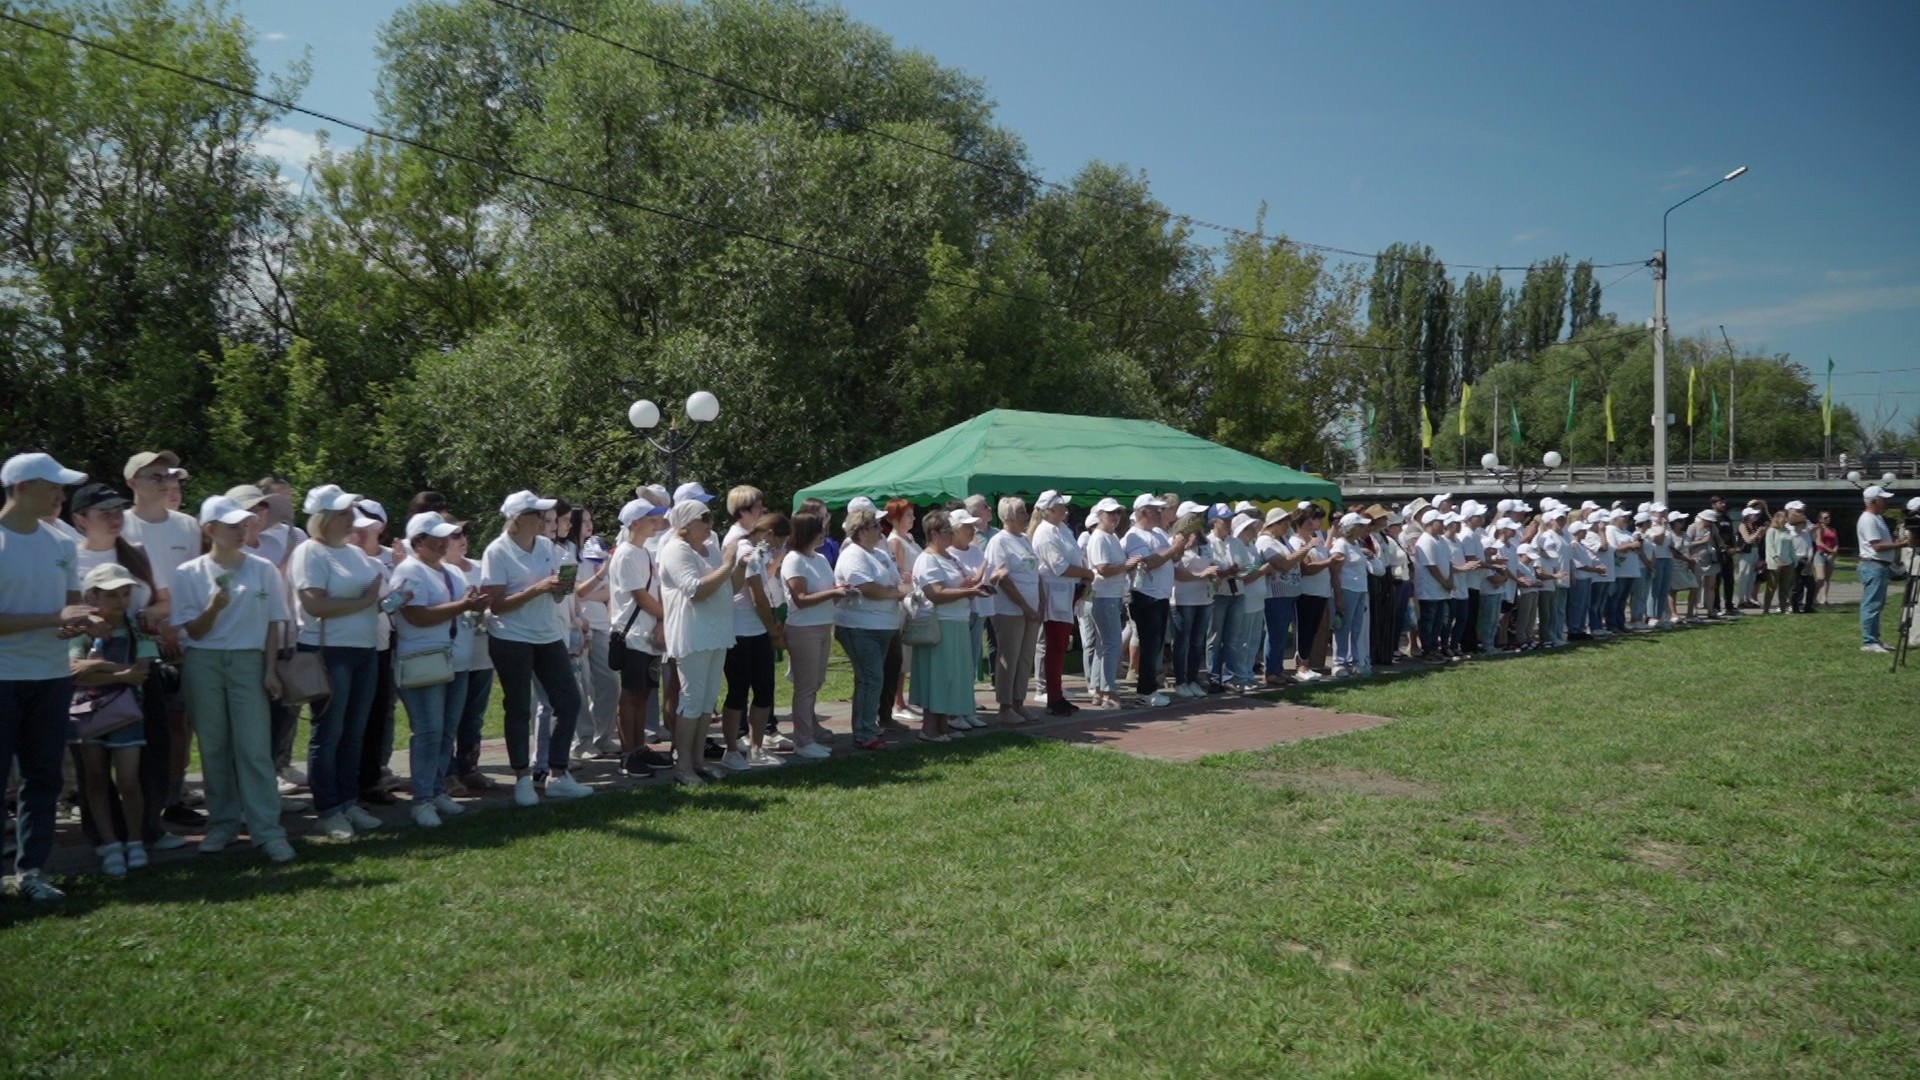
left=1895, top=547, right=1919, bottom=673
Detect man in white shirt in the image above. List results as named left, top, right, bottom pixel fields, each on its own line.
left=1535, top=510, right=1569, bottom=647
left=0, top=453, right=94, bottom=901
left=1857, top=486, right=1901, bottom=651
left=119, top=449, right=205, bottom=827
left=1412, top=510, right=1452, bottom=662
left=1121, top=493, right=1181, bottom=706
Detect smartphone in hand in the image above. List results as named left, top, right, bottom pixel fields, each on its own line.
left=556, top=563, right=579, bottom=596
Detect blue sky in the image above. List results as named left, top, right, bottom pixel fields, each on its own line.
left=238, top=0, right=1920, bottom=428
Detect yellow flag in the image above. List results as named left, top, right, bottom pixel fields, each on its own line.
left=1420, top=404, right=1433, bottom=450
left=1604, top=390, right=1615, bottom=443
left=1458, top=383, right=1472, bottom=436
left=1687, top=366, right=1697, bottom=426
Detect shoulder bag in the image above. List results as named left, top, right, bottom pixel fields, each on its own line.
left=71, top=686, right=144, bottom=742
left=395, top=565, right=458, bottom=690
left=900, top=577, right=943, bottom=647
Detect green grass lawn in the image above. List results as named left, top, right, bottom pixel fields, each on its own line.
left=11, top=610, right=1917, bottom=1076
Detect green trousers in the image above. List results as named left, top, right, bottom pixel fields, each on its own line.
left=182, top=648, right=286, bottom=844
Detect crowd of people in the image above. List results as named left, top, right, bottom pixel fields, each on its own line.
left=0, top=446, right=1908, bottom=901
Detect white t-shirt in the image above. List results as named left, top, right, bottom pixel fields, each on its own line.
left=1580, top=533, right=1611, bottom=582
left=121, top=508, right=200, bottom=594
left=1607, top=526, right=1642, bottom=578
left=75, top=544, right=153, bottom=618
left=1122, top=526, right=1174, bottom=599
left=1258, top=534, right=1300, bottom=597
left=1537, top=530, right=1567, bottom=586
left=0, top=520, right=81, bottom=680
left=1858, top=511, right=1894, bottom=563
left=576, top=536, right=613, bottom=633
left=1459, top=530, right=1486, bottom=592
left=1236, top=536, right=1268, bottom=604
left=1444, top=535, right=1469, bottom=600
left=608, top=541, right=661, bottom=649
left=249, top=523, right=305, bottom=569
left=834, top=542, right=902, bottom=631
left=1331, top=536, right=1373, bottom=594
left=1083, top=529, right=1129, bottom=601
left=659, top=536, right=735, bottom=659
left=721, top=525, right=769, bottom=638
left=985, top=531, right=1043, bottom=619
left=170, top=552, right=291, bottom=652
left=391, top=556, right=468, bottom=659
left=289, top=539, right=384, bottom=649
left=913, top=550, right=974, bottom=622
left=949, top=542, right=993, bottom=618
left=1203, top=533, right=1241, bottom=597
left=481, top=533, right=569, bottom=645
left=779, top=550, right=837, bottom=629
left=1413, top=532, right=1451, bottom=602
left=1646, top=526, right=1672, bottom=561
left=1297, top=534, right=1334, bottom=599
left=454, top=560, right=492, bottom=671
left=1173, top=547, right=1213, bottom=607
left=1031, top=520, right=1084, bottom=623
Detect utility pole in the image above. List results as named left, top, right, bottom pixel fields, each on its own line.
left=1652, top=250, right=1669, bottom=505
left=1719, top=325, right=1737, bottom=468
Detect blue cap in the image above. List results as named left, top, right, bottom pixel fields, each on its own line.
left=1207, top=503, right=1232, bottom=521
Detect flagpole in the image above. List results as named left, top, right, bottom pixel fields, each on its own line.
left=1719, top=325, right=1737, bottom=469
left=1492, top=382, right=1500, bottom=466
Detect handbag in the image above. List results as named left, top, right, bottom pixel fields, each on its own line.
left=607, top=550, right=653, bottom=669
left=901, top=589, right=942, bottom=647
left=394, top=564, right=461, bottom=689
left=70, top=686, right=144, bottom=741
left=277, top=601, right=333, bottom=706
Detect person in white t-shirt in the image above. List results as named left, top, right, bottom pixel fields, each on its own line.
left=1533, top=511, right=1568, bottom=647
left=392, top=512, right=490, bottom=827
left=171, top=495, right=295, bottom=861
left=1294, top=506, right=1339, bottom=678
left=833, top=506, right=907, bottom=750
left=568, top=506, right=621, bottom=762
left=607, top=499, right=670, bottom=769
left=1857, top=487, right=1900, bottom=650
left=719, top=487, right=783, bottom=771
left=1166, top=502, right=1221, bottom=699
left=985, top=497, right=1045, bottom=723
left=1329, top=512, right=1381, bottom=677
left=443, top=526, right=497, bottom=792
left=911, top=510, right=996, bottom=741
left=481, top=490, right=591, bottom=805
left=1122, top=493, right=1183, bottom=706
left=1080, top=499, right=1132, bottom=708
left=119, top=451, right=196, bottom=642
left=1227, top=514, right=1270, bottom=688
left=1199, top=505, right=1245, bottom=692
left=659, top=499, right=746, bottom=784
left=347, top=499, right=406, bottom=806
left=1411, top=509, right=1454, bottom=663
left=68, top=483, right=158, bottom=627
left=781, top=510, right=847, bottom=757
left=1031, top=491, right=1095, bottom=716
left=288, top=485, right=387, bottom=838
left=0, top=453, right=94, bottom=901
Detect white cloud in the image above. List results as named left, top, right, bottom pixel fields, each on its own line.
left=1706, top=283, right=1920, bottom=332
left=1510, top=228, right=1547, bottom=245
left=1822, top=266, right=1897, bottom=285
left=263, top=31, right=289, bottom=42
left=254, top=125, right=322, bottom=186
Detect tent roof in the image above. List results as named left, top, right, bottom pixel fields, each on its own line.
left=792, top=409, right=1342, bottom=509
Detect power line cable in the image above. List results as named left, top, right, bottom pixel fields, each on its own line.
left=482, top=0, right=1647, bottom=275
left=2, top=10, right=1648, bottom=360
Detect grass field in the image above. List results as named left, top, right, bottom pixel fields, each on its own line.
left=8, top=608, right=1916, bottom=1077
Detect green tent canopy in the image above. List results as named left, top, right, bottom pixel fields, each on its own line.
left=792, top=409, right=1342, bottom=509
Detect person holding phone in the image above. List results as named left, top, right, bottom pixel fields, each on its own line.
left=608, top=498, right=670, bottom=771
left=392, top=512, right=488, bottom=827
left=67, top=563, right=154, bottom=876
left=288, top=485, right=388, bottom=841
left=481, top=490, right=590, bottom=805
left=659, top=499, right=747, bottom=784
left=781, top=511, right=847, bottom=757
left=172, top=496, right=295, bottom=862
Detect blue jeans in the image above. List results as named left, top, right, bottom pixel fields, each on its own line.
left=304, top=644, right=377, bottom=818
left=1448, top=597, right=1470, bottom=652
left=1477, top=590, right=1503, bottom=648
left=1206, top=594, right=1241, bottom=682
left=1649, top=559, right=1674, bottom=626
left=836, top=627, right=893, bottom=742
left=1536, top=587, right=1562, bottom=646
left=1263, top=596, right=1297, bottom=674
left=1628, top=575, right=1650, bottom=625
left=450, top=668, right=492, bottom=779
left=1170, top=603, right=1209, bottom=686
left=1418, top=597, right=1447, bottom=654
left=1567, top=580, right=1591, bottom=636
left=1332, top=590, right=1368, bottom=670
left=1, top=676, right=71, bottom=873
left=1860, top=560, right=1891, bottom=645
left=1609, top=578, right=1632, bottom=631
left=1088, top=597, right=1125, bottom=694
left=1228, top=597, right=1262, bottom=683
left=399, top=670, right=469, bottom=802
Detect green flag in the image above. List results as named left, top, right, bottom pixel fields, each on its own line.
left=1365, top=401, right=1377, bottom=451
left=1565, top=378, right=1578, bottom=433
left=1509, top=401, right=1523, bottom=449
left=1710, top=387, right=1721, bottom=440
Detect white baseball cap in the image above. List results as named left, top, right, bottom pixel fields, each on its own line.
left=121, top=450, right=184, bottom=482
left=1907, top=497, right=1920, bottom=515
left=1496, top=499, right=1517, bottom=513
left=500, top=490, right=558, bottom=518
left=1545, top=508, right=1568, bottom=521
left=1668, top=511, right=1690, bottom=522
left=1090, top=497, right=1125, bottom=515
left=1176, top=500, right=1208, bottom=518
left=2, top=452, right=86, bottom=488
left=1580, top=500, right=1600, bottom=511
left=619, top=498, right=668, bottom=526
left=1783, top=500, right=1805, bottom=512
left=1741, top=506, right=1760, bottom=517
left=353, top=499, right=388, bottom=530
left=1864, top=485, right=1894, bottom=501
left=406, top=511, right=462, bottom=539
left=673, top=482, right=715, bottom=504
left=303, top=484, right=359, bottom=514
left=634, top=483, right=669, bottom=506
left=1233, top=501, right=1258, bottom=514
left=1517, top=543, right=1538, bottom=557
left=1433, top=492, right=1456, bottom=504
left=847, top=496, right=878, bottom=514
left=1035, top=490, right=1072, bottom=510
left=1338, top=511, right=1367, bottom=530
left=1419, top=508, right=1441, bottom=525
left=948, top=509, right=980, bottom=528
left=1569, top=521, right=1590, bottom=535
left=1493, top=517, right=1519, bottom=532
left=1460, top=501, right=1486, bottom=519
left=1650, top=503, right=1669, bottom=514
left=1634, top=511, right=1652, bottom=524
left=82, top=562, right=142, bottom=592
left=1698, top=509, right=1719, bottom=522
left=1132, top=492, right=1161, bottom=511
left=198, top=495, right=255, bottom=527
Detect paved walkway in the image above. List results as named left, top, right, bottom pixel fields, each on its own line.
left=28, top=672, right=1394, bottom=877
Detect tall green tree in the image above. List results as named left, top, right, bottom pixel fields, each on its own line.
left=1567, top=259, right=1603, bottom=336
left=1365, top=243, right=1451, bottom=466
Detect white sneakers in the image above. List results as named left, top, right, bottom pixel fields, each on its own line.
left=344, top=806, right=383, bottom=831
left=432, top=794, right=465, bottom=816
left=125, top=841, right=147, bottom=870
left=199, top=828, right=239, bottom=854
left=98, top=843, right=128, bottom=877
left=794, top=743, right=832, bottom=760
left=513, top=776, right=538, bottom=806
left=747, top=747, right=784, bottom=768
left=1862, top=643, right=1891, bottom=654
left=546, top=773, right=594, bottom=799
left=317, top=814, right=354, bottom=841
left=719, top=750, right=752, bottom=772
left=411, top=803, right=443, bottom=828
left=766, top=733, right=795, bottom=751
left=262, top=838, right=297, bottom=863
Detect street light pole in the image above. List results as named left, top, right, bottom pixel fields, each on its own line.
left=1481, top=450, right=1564, bottom=501
left=1654, top=165, right=1748, bottom=506
left=627, top=390, right=720, bottom=491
